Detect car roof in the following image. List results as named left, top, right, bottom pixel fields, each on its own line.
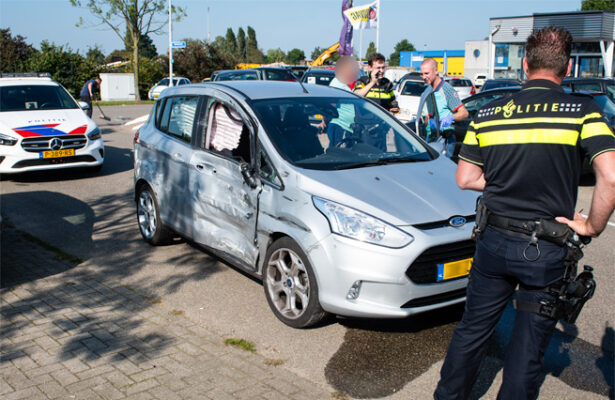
left=563, top=77, right=614, bottom=82
left=0, top=78, right=58, bottom=87
left=174, top=81, right=357, bottom=100
left=305, top=69, right=335, bottom=75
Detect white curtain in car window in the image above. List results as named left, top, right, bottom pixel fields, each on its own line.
left=207, top=103, right=243, bottom=151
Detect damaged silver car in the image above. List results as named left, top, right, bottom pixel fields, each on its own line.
left=133, top=81, right=478, bottom=328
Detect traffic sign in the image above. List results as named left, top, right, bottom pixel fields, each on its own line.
left=171, top=41, right=186, bottom=49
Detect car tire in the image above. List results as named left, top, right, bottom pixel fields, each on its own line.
left=263, top=237, right=327, bottom=328
left=136, top=184, right=173, bottom=245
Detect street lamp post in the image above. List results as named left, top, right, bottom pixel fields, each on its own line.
left=168, top=0, right=173, bottom=87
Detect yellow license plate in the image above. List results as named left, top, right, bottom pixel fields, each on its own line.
left=41, top=149, right=75, bottom=159
left=437, top=258, right=472, bottom=281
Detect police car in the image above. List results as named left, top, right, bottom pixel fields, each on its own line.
left=0, top=73, right=104, bottom=174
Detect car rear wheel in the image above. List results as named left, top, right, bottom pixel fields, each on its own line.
left=136, top=184, right=173, bottom=245
left=263, top=237, right=327, bottom=328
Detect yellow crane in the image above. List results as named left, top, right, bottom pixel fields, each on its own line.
left=308, top=43, right=340, bottom=67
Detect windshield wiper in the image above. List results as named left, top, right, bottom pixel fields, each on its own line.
left=334, top=157, right=426, bottom=170
left=377, top=156, right=428, bottom=164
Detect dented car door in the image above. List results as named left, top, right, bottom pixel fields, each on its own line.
left=188, top=93, right=260, bottom=269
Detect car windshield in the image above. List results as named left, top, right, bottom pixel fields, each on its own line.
left=448, top=79, right=472, bottom=87
left=401, top=81, right=425, bottom=96
left=263, top=69, right=296, bottom=81
left=252, top=97, right=434, bottom=171
left=303, top=73, right=334, bottom=86
left=0, top=84, right=78, bottom=112
left=592, top=95, right=615, bottom=122
left=217, top=71, right=259, bottom=81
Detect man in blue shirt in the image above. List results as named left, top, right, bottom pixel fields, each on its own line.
left=327, top=56, right=361, bottom=148
left=420, top=58, right=468, bottom=158
left=79, top=77, right=101, bottom=118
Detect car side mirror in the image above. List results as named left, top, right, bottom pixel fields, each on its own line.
left=240, top=162, right=259, bottom=189
left=78, top=101, right=90, bottom=110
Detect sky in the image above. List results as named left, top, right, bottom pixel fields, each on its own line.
left=1, top=0, right=582, bottom=59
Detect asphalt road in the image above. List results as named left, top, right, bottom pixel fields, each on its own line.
left=1, top=105, right=613, bottom=399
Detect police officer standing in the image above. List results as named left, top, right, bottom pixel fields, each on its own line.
left=354, top=53, right=399, bottom=114
left=434, top=26, right=615, bottom=400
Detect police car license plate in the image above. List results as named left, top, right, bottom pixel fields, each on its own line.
left=41, top=149, right=74, bottom=159
left=437, top=258, right=472, bottom=281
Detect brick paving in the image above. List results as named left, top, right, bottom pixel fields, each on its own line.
left=1, top=225, right=332, bottom=399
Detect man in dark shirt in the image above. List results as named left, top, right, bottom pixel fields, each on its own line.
left=79, top=77, right=101, bottom=118
left=434, top=26, right=615, bottom=400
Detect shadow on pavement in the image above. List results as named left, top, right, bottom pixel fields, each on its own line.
left=325, top=301, right=613, bottom=399
left=0, top=188, right=223, bottom=368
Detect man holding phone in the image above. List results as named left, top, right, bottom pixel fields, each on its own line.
left=354, top=53, right=399, bottom=114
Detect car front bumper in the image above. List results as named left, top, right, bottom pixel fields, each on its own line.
left=308, top=224, right=473, bottom=318
left=0, top=138, right=104, bottom=174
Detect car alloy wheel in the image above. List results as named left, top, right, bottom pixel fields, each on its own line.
left=266, top=248, right=310, bottom=319
left=137, top=189, right=156, bottom=239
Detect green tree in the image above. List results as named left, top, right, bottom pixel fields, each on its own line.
left=581, top=0, right=614, bottom=10
left=311, top=47, right=324, bottom=61
left=174, top=39, right=234, bottom=82
left=364, top=41, right=377, bottom=61
left=266, top=48, right=286, bottom=63
left=224, top=28, right=237, bottom=54
left=389, top=39, right=415, bottom=66
left=237, top=27, right=246, bottom=62
left=286, top=48, right=305, bottom=65
left=26, top=41, right=94, bottom=97
left=246, top=26, right=264, bottom=63
left=0, top=28, right=37, bottom=72
left=70, top=0, right=184, bottom=101
left=86, top=45, right=106, bottom=66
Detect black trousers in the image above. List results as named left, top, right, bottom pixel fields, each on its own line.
left=80, top=96, right=92, bottom=118
left=434, top=227, right=566, bottom=400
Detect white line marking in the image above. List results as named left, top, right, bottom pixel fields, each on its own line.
left=124, top=115, right=148, bottom=126
left=580, top=213, right=615, bottom=228
left=131, top=124, right=144, bottom=131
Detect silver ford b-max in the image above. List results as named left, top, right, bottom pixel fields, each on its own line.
left=134, top=81, right=478, bottom=328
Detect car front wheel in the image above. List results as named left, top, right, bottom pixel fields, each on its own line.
left=263, top=237, right=327, bottom=328
left=136, top=184, right=173, bottom=245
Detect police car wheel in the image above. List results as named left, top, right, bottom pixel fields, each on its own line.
left=136, top=184, right=173, bottom=245
left=263, top=237, right=327, bottom=329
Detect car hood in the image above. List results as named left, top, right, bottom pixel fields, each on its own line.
left=0, top=109, right=93, bottom=138
left=296, top=157, right=478, bottom=226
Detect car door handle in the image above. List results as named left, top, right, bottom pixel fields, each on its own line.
left=172, top=152, right=184, bottom=160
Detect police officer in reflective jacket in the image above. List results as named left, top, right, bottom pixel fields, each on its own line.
left=354, top=52, right=399, bottom=113
left=434, top=27, right=615, bottom=400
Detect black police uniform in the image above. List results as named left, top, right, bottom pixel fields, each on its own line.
left=434, top=79, right=615, bottom=400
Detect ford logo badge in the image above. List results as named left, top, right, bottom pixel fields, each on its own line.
left=449, top=216, right=467, bottom=228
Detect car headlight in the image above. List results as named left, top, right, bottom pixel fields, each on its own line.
left=0, top=133, right=17, bottom=146
left=87, top=127, right=101, bottom=141
left=313, top=197, right=413, bottom=248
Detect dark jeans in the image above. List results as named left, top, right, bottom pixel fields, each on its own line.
left=80, top=96, right=92, bottom=118
left=434, top=227, right=566, bottom=400
left=327, top=123, right=347, bottom=149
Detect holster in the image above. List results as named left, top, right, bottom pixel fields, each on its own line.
left=472, top=196, right=489, bottom=240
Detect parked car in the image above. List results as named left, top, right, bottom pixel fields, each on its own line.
left=212, top=68, right=297, bottom=82
left=288, top=66, right=309, bottom=80
left=148, top=77, right=191, bottom=100
left=301, top=69, right=335, bottom=86
left=473, top=74, right=488, bottom=88
left=0, top=73, right=104, bottom=174
left=444, top=86, right=615, bottom=162
left=395, top=80, right=426, bottom=122
left=444, top=77, right=476, bottom=100
left=134, top=81, right=477, bottom=328
left=479, top=78, right=522, bottom=92
left=562, top=77, right=615, bottom=102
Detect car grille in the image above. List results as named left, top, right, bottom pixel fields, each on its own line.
left=12, top=155, right=96, bottom=168
left=21, top=135, right=87, bottom=153
left=406, top=240, right=476, bottom=284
